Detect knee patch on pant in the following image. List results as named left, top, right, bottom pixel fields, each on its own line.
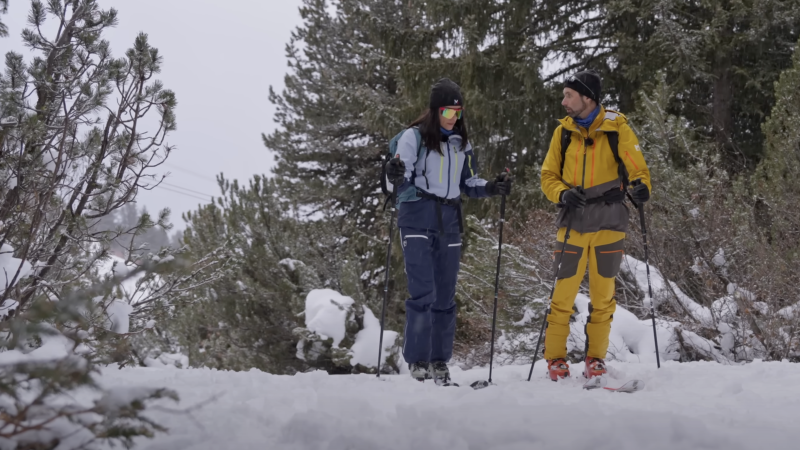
left=553, top=241, right=584, bottom=279
left=594, top=239, right=624, bottom=278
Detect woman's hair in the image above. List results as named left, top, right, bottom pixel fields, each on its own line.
left=408, top=108, right=469, bottom=155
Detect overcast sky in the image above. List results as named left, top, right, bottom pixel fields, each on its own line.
left=1, top=0, right=303, bottom=230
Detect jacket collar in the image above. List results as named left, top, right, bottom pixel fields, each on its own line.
left=559, top=106, right=621, bottom=135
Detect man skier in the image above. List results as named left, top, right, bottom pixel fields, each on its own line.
left=540, top=69, right=651, bottom=381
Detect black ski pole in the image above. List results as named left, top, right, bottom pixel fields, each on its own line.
left=527, top=216, right=573, bottom=381
left=377, top=158, right=401, bottom=377
left=630, top=179, right=660, bottom=368
left=487, top=170, right=510, bottom=385
left=528, top=136, right=590, bottom=382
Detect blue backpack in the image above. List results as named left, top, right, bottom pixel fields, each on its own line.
left=380, top=127, right=430, bottom=205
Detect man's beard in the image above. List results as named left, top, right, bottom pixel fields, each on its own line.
left=568, top=98, right=588, bottom=119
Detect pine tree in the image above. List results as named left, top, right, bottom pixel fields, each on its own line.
left=0, top=1, right=223, bottom=446
left=175, top=175, right=329, bottom=372
left=627, top=0, right=800, bottom=170
left=0, top=0, right=8, bottom=38
left=264, top=0, right=433, bottom=232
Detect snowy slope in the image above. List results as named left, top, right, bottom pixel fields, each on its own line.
left=99, top=360, right=800, bottom=450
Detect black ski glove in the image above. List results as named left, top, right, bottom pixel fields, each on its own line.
left=485, top=172, right=514, bottom=196
left=385, top=158, right=406, bottom=185
left=630, top=180, right=650, bottom=204
left=560, top=187, right=586, bottom=210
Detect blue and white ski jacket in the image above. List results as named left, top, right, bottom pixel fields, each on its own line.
left=394, top=128, right=491, bottom=232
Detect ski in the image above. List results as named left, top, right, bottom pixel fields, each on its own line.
left=603, top=379, right=644, bottom=393
left=582, top=377, right=644, bottom=393
left=582, top=376, right=607, bottom=390
left=470, top=380, right=491, bottom=390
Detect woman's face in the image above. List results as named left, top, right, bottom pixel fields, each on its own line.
left=438, top=106, right=462, bottom=130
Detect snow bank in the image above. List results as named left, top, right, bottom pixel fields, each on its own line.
left=279, top=258, right=304, bottom=271
left=97, top=255, right=147, bottom=303
left=144, top=352, right=189, bottom=369
left=349, top=305, right=398, bottom=368
left=0, top=299, right=19, bottom=319
left=304, top=289, right=355, bottom=347
left=105, top=299, right=133, bottom=334
left=0, top=243, right=32, bottom=295
left=0, top=333, right=73, bottom=365
left=621, top=255, right=713, bottom=326
left=566, top=293, right=674, bottom=364
left=96, top=359, right=800, bottom=450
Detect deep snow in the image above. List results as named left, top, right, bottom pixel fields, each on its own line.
left=99, top=360, right=800, bottom=450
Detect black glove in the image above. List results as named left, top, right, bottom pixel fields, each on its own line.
left=485, top=172, right=513, bottom=196
left=385, top=158, right=406, bottom=185
left=560, top=187, right=586, bottom=210
left=630, top=180, right=650, bottom=204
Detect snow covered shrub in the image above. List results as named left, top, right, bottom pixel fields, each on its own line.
left=0, top=3, right=241, bottom=446
left=455, top=210, right=553, bottom=367
left=170, top=173, right=411, bottom=375
left=0, top=256, right=178, bottom=449
left=172, top=176, right=323, bottom=373
left=86, top=247, right=226, bottom=370
left=626, top=67, right=800, bottom=363
left=294, top=289, right=402, bottom=374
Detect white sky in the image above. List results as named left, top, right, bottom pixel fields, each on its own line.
left=0, top=0, right=303, bottom=229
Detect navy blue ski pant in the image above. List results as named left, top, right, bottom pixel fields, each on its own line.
left=400, top=227, right=461, bottom=364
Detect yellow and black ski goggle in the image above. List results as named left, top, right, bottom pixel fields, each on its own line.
left=439, top=107, right=463, bottom=120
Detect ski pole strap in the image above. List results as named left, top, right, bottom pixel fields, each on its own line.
left=415, top=189, right=463, bottom=234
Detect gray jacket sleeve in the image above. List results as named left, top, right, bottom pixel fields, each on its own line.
left=395, top=129, right=420, bottom=181
left=460, top=142, right=490, bottom=198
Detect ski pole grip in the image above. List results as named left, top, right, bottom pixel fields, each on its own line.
left=628, top=179, right=643, bottom=208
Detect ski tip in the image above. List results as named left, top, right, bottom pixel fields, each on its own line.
left=603, top=379, right=645, bottom=393
left=470, top=380, right=492, bottom=390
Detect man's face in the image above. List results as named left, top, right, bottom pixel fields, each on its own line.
left=562, top=87, right=590, bottom=119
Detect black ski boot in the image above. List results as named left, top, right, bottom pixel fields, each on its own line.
left=431, top=361, right=459, bottom=387
left=409, top=362, right=431, bottom=382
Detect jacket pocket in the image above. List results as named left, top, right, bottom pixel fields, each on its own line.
left=595, top=239, right=625, bottom=278
left=552, top=241, right=584, bottom=279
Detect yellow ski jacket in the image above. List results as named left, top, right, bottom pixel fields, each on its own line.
left=541, top=107, right=651, bottom=233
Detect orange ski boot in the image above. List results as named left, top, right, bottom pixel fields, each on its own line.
left=583, top=357, right=607, bottom=379
left=547, top=358, right=570, bottom=382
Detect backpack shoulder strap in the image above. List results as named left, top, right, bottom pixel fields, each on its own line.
left=411, top=127, right=425, bottom=160
left=605, top=131, right=629, bottom=187
left=559, top=127, right=572, bottom=177
left=410, top=127, right=432, bottom=190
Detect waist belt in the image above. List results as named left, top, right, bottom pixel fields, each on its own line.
left=558, top=187, right=626, bottom=209
left=586, top=187, right=626, bottom=205
left=416, top=189, right=464, bottom=234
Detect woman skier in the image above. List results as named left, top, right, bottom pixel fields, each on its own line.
left=384, top=78, right=513, bottom=385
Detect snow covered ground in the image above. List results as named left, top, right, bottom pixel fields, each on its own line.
left=100, top=359, right=800, bottom=450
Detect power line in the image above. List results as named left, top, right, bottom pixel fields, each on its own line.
left=162, top=162, right=218, bottom=182
left=154, top=185, right=211, bottom=202
left=161, top=181, right=215, bottom=198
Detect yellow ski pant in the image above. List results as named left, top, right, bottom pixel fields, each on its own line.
left=543, top=228, right=626, bottom=360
